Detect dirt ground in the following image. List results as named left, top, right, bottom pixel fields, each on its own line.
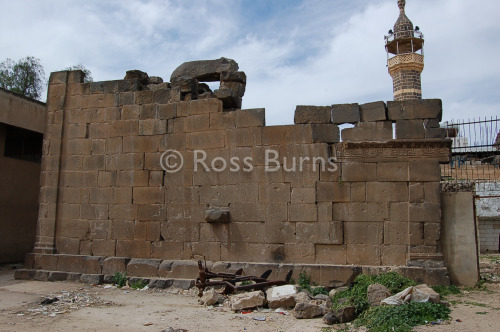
left=0, top=255, right=499, bottom=332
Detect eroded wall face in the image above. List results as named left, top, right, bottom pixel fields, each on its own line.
left=24, top=70, right=451, bottom=285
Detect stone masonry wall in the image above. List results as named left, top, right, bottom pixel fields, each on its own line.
left=18, top=65, right=452, bottom=286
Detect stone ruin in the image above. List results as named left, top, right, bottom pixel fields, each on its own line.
left=16, top=57, right=452, bottom=287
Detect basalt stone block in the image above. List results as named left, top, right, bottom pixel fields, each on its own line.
left=48, top=271, right=68, bottom=282
left=102, top=257, right=130, bottom=275
left=388, top=99, right=442, bottom=121
left=396, top=120, right=425, bottom=139
left=360, top=101, right=387, bottom=122
left=332, top=103, right=360, bottom=124
left=220, top=71, right=246, bottom=83
left=425, top=128, right=447, bottom=139
left=124, top=70, right=149, bottom=85
left=172, top=279, right=195, bottom=290
left=214, top=88, right=241, bottom=109
left=342, top=121, right=393, bottom=141
left=171, top=57, right=239, bottom=82
left=127, top=258, right=161, bottom=277
left=294, top=106, right=332, bottom=124
left=311, top=124, right=340, bottom=143
left=148, top=279, right=174, bottom=289
left=80, top=273, right=104, bottom=285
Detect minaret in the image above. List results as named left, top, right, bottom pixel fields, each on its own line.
left=385, top=0, right=424, bottom=100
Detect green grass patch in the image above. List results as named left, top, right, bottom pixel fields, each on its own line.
left=356, top=302, right=451, bottom=332
left=332, top=272, right=417, bottom=314
left=130, top=279, right=148, bottom=290
left=432, top=284, right=461, bottom=297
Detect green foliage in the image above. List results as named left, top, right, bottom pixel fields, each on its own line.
left=332, top=272, right=417, bottom=314
left=0, top=56, right=45, bottom=100
left=311, top=286, right=329, bottom=296
left=240, top=280, right=252, bottom=286
left=298, top=271, right=312, bottom=291
left=130, top=279, right=148, bottom=290
left=432, top=284, right=461, bottom=297
left=113, top=272, right=127, bottom=288
left=64, top=64, right=93, bottom=82
left=356, top=302, right=451, bottom=332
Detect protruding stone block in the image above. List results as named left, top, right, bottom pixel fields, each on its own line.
left=205, top=207, right=230, bottom=223
left=388, top=99, right=442, bottom=121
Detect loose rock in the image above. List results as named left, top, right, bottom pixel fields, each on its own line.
left=323, top=312, right=338, bottom=325
left=293, top=302, right=328, bottom=319
left=332, top=305, right=357, bottom=323
left=266, top=285, right=297, bottom=309
left=201, top=288, right=219, bottom=306
left=229, top=290, right=265, bottom=311
left=294, top=291, right=312, bottom=304
left=367, top=283, right=391, bottom=307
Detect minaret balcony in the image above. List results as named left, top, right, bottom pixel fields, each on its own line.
left=387, top=53, right=424, bottom=74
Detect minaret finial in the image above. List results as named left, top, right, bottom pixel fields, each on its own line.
left=398, top=0, right=406, bottom=13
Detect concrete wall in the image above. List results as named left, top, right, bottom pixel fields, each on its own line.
left=441, top=192, right=479, bottom=286
left=0, top=89, right=46, bottom=263
left=21, top=69, right=452, bottom=285
left=476, top=182, right=500, bottom=252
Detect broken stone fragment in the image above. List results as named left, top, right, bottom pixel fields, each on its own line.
left=294, top=291, right=312, bottom=304
left=293, top=302, right=328, bottom=319
left=200, top=288, right=219, bottom=306
left=148, top=76, right=163, bottom=84
left=266, top=284, right=297, bottom=309
left=229, top=290, right=265, bottom=311
left=332, top=305, right=356, bottom=323
left=414, top=284, right=440, bottom=303
left=323, top=312, right=338, bottom=325
left=170, top=57, right=239, bottom=82
left=205, top=208, right=230, bottom=223
left=214, top=88, right=242, bottom=109
left=124, top=70, right=149, bottom=85
left=367, top=283, right=391, bottom=307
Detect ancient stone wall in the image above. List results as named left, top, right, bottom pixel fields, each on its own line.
left=18, top=62, right=451, bottom=286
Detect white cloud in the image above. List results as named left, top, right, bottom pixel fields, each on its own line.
left=0, top=0, right=498, bottom=124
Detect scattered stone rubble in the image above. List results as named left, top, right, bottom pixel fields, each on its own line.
left=193, top=279, right=447, bottom=327
left=12, top=288, right=114, bottom=318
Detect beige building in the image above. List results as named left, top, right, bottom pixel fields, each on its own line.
left=0, top=87, right=46, bottom=263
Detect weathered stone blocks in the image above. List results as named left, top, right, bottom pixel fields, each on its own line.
left=332, top=103, right=360, bottom=124
left=294, top=106, right=331, bottom=124
left=388, top=99, right=442, bottom=121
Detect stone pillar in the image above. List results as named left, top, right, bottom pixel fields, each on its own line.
left=33, top=71, right=83, bottom=253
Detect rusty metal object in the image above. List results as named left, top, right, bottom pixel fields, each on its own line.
left=195, top=260, right=292, bottom=297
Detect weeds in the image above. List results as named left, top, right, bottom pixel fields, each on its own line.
left=332, top=272, right=416, bottom=313
left=432, top=284, right=461, bottom=297
left=130, top=279, right=148, bottom=290
left=356, top=302, right=451, bottom=332
left=113, top=272, right=127, bottom=288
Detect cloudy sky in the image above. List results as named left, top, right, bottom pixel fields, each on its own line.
left=0, top=0, right=498, bottom=125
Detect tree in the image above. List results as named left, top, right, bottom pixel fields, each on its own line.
left=0, top=56, right=45, bottom=100
left=65, top=64, right=93, bottom=83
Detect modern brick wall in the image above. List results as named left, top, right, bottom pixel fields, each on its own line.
left=20, top=70, right=452, bottom=286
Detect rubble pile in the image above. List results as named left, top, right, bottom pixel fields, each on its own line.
left=13, top=288, right=114, bottom=318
